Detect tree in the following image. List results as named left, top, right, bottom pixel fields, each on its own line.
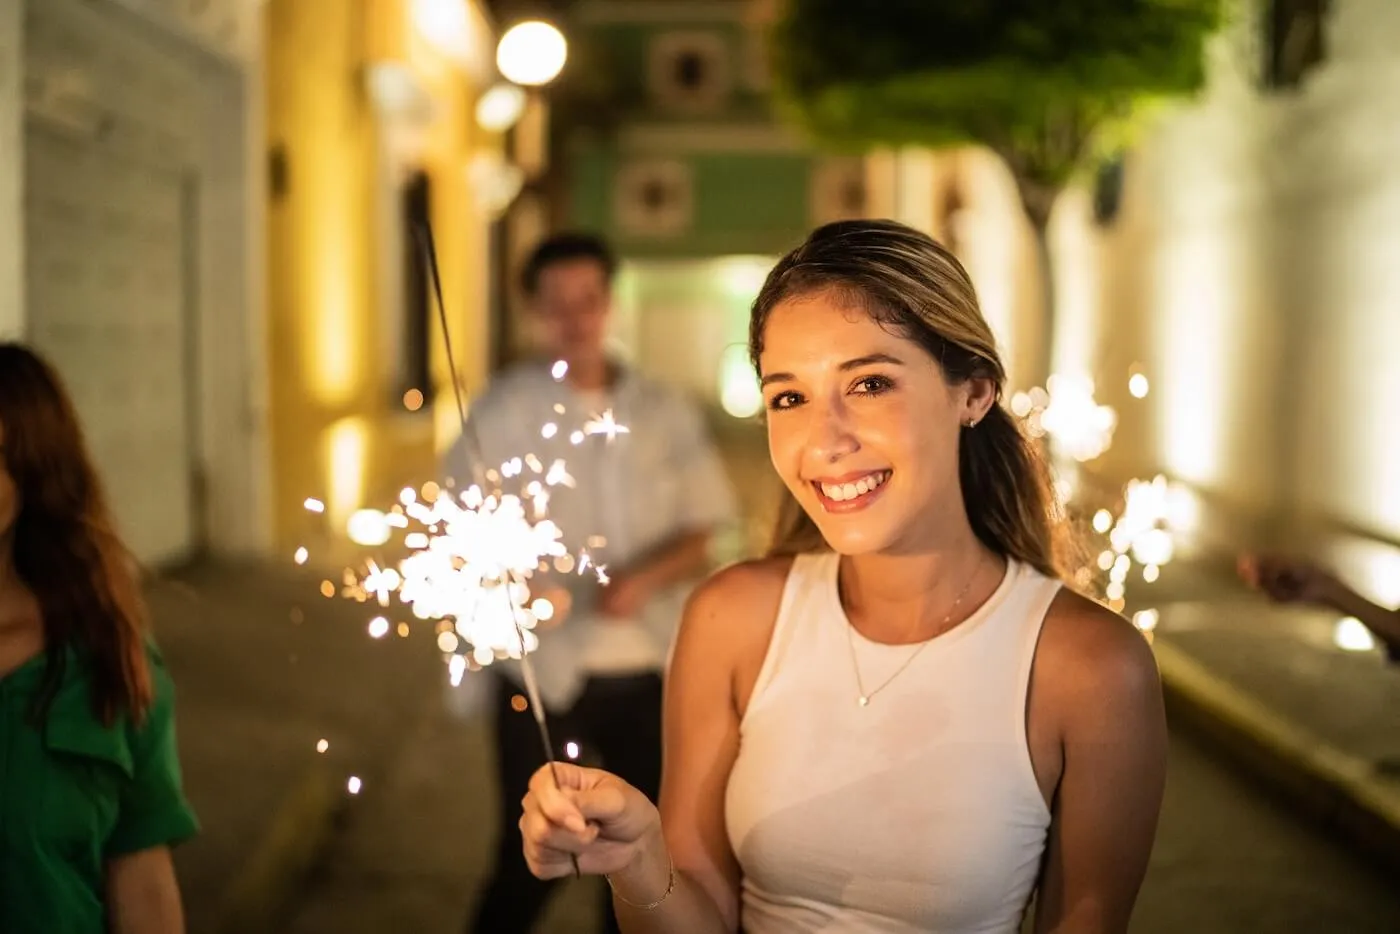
left=769, top=0, right=1223, bottom=383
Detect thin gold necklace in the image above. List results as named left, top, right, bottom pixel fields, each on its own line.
left=844, top=560, right=982, bottom=708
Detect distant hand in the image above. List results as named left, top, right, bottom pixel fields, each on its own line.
left=1238, top=554, right=1337, bottom=606
left=597, top=572, right=653, bottom=621
left=520, top=762, right=661, bottom=880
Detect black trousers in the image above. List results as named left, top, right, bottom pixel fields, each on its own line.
left=467, top=671, right=664, bottom=934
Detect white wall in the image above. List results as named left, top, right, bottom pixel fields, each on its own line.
left=13, top=0, right=269, bottom=557
left=883, top=0, right=1400, bottom=595
left=0, top=1, right=21, bottom=340
left=1088, top=0, right=1400, bottom=559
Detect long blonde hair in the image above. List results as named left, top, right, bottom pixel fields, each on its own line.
left=749, top=220, right=1070, bottom=580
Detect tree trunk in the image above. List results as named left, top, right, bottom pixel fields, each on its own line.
left=1016, top=178, right=1059, bottom=392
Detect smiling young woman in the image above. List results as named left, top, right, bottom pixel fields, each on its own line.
left=516, top=220, right=1168, bottom=934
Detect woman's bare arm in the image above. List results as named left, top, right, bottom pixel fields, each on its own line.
left=608, top=559, right=789, bottom=933
left=1034, top=592, right=1168, bottom=934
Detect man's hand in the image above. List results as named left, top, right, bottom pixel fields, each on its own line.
left=597, top=571, right=654, bottom=621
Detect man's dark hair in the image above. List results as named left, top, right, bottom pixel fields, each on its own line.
left=520, top=232, right=618, bottom=296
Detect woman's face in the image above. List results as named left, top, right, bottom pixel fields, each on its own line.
left=758, top=291, right=990, bottom=555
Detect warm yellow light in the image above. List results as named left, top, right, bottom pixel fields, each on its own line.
left=1152, top=237, right=1238, bottom=487
left=475, top=82, right=527, bottom=132
left=718, top=344, right=762, bottom=419
left=403, top=388, right=424, bottom=411
left=347, top=509, right=393, bottom=547
left=325, top=417, right=368, bottom=526
left=1334, top=616, right=1376, bottom=653
left=716, top=256, right=772, bottom=301
left=307, top=195, right=357, bottom=407
left=496, top=21, right=567, bottom=86
left=1132, top=608, right=1160, bottom=632
left=1128, top=372, right=1150, bottom=398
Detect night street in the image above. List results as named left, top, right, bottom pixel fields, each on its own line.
left=281, top=670, right=1400, bottom=934
left=7, top=1, right=1400, bottom=932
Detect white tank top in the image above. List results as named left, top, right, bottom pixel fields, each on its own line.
left=725, top=552, right=1059, bottom=933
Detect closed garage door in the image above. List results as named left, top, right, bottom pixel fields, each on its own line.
left=24, top=0, right=201, bottom=565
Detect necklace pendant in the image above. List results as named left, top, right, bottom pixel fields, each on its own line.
left=858, top=695, right=869, bottom=707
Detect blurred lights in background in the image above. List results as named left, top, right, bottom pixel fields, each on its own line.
left=475, top=82, right=527, bottom=132
left=1012, top=374, right=1117, bottom=463
left=496, top=21, right=567, bottom=86
left=347, top=508, right=392, bottom=547
left=718, top=344, right=762, bottom=419
left=1333, top=616, right=1376, bottom=653
left=1128, top=366, right=1150, bottom=399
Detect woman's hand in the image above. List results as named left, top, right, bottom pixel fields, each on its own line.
left=521, top=762, right=662, bottom=880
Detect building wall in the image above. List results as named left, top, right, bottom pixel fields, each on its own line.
left=914, top=0, right=1400, bottom=602
left=264, top=0, right=496, bottom=555
left=0, top=2, right=21, bottom=340
left=5, top=0, right=267, bottom=561
left=563, top=0, right=850, bottom=261
left=1105, top=0, right=1400, bottom=598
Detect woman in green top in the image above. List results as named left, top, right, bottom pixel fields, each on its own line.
left=0, top=343, right=199, bottom=933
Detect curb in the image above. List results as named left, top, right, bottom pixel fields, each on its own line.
left=1153, top=638, right=1400, bottom=873
left=214, top=759, right=348, bottom=934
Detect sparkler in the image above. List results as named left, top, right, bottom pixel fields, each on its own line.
left=300, top=221, right=628, bottom=875
left=412, top=219, right=590, bottom=873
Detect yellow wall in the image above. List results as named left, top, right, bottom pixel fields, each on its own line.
left=264, top=0, right=495, bottom=556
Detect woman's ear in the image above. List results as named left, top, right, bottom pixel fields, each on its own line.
left=961, top=376, right=997, bottom=427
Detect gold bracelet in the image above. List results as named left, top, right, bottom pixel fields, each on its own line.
left=606, top=856, right=676, bottom=911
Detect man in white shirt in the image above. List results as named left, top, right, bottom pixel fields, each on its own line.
left=453, top=232, right=737, bottom=934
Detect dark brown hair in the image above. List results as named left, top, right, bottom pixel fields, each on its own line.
left=749, top=220, right=1069, bottom=579
left=0, top=343, right=153, bottom=726
left=520, top=231, right=618, bottom=296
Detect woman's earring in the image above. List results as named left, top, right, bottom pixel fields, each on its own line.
left=964, top=417, right=978, bottom=429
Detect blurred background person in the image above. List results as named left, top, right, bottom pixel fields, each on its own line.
left=0, top=343, right=199, bottom=934
left=1239, top=553, right=1400, bottom=662
left=450, top=232, right=738, bottom=934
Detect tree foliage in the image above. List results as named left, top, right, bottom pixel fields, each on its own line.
left=771, top=0, right=1224, bottom=203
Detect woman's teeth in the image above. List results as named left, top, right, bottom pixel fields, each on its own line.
left=818, top=471, right=890, bottom=502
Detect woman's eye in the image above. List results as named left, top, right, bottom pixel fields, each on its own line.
left=853, top=375, right=893, bottom=395
left=767, top=391, right=802, bottom=411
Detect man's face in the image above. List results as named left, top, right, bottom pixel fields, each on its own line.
left=531, top=259, right=611, bottom=364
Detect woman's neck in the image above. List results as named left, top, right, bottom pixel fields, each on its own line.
left=839, top=526, right=1005, bottom=644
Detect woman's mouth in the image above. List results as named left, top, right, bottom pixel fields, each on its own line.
left=811, top=470, right=892, bottom=512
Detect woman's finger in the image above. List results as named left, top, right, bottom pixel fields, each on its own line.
left=520, top=805, right=599, bottom=853
left=523, top=839, right=579, bottom=880
left=528, top=770, right=590, bottom=834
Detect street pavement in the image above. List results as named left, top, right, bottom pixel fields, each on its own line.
left=280, top=672, right=1400, bottom=934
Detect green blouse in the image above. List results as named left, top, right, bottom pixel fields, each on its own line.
left=0, top=645, right=200, bottom=933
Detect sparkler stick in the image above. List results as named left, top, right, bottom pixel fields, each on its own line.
left=413, top=219, right=580, bottom=878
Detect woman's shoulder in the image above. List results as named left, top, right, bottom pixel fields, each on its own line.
left=679, top=556, right=799, bottom=654
left=1036, top=588, right=1161, bottom=716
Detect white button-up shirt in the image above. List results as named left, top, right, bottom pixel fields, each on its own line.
left=444, top=359, right=738, bottom=711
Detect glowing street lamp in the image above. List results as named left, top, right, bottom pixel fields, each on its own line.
left=496, top=20, right=567, bottom=87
